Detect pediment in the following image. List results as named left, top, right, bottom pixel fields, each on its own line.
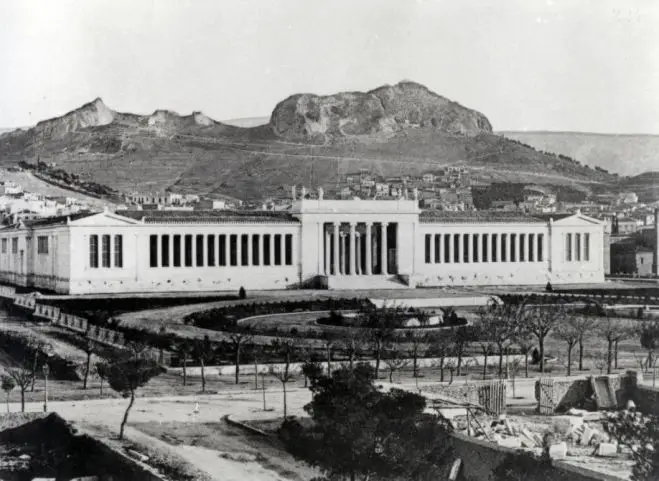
left=70, top=212, right=142, bottom=227
left=551, top=213, right=604, bottom=226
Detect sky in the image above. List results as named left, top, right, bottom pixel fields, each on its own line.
left=1, top=0, right=658, bottom=134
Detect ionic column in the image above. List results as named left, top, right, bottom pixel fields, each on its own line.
left=269, top=234, right=275, bottom=266
left=349, top=223, right=356, bottom=275
left=247, top=234, right=253, bottom=266
left=339, top=233, right=346, bottom=274
left=432, top=235, right=438, bottom=264
left=458, top=233, right=464, bottom=263
left=515, top=234, right=521, bottom=263
left=324, top=228, right=331, bottom=275
left=365, top=223, right=372, bottom=275
left=226, top=235, right=231, bottom=266
left=280, top=233, right=286, bottom=266
left=333, top=223, right=340, bottom=275
left=381, top=222, right=388, bottom=274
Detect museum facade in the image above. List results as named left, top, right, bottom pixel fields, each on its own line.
left=0, top=197, right=606, bottom=294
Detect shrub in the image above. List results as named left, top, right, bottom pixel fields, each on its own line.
left=239, top=287, right=246, bottom=299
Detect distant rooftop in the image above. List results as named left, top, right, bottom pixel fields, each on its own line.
left=22, top=211, right=96, bottom=228
left=117, top=209, right=299, bottom=224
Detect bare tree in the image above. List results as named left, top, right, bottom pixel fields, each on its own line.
left=405, top=330, right=429, bottom=378
left=572, top=315, right=596, bottom=371
left=227, top=332, right=254, bottom=384
left=28, top=336, right=48, bottom=392
left=428, top=333, right=451, bottom=382
left=452, top=326, right=475, bottom=376
left=513, top=328, right=534, bottom=378
left=82, top=339, right=95, bottom=390
left=526, top=304, right=566, bottom=373
left=7, top=368, right=33, bottom=412
left=554, top=317, right=580, bottom=376
left=383, top=351, right=409, bottom=383
left=598, top=316, right=635, bottom=374
left=193, top=335, right=216, bottom=393
left=94, top=361, right=108, bottom=396
left=338, top=328, right=365, bottom=370
left=171, top=340, right=193, bottom=386
left=106, top=358, right=165, bottom=439
left=269, top=362, right=295, bottom=419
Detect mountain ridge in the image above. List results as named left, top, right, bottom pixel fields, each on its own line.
left=0, top=81, right=626, bottom=201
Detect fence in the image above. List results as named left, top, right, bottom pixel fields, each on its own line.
left=478, top=381, right=507, bottom=415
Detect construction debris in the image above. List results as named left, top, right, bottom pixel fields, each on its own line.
left=596, top=442, right=618, bottom=458
left=548, top=442, right=568, bottom=460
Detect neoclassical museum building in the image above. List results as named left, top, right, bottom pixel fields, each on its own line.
left=0, top=193, right=606, bottom=294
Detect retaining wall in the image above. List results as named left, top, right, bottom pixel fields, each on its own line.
left=451, top=432, right=625, bottom=481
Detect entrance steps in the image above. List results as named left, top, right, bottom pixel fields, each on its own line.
left=327, top=275, right=411, bottom=290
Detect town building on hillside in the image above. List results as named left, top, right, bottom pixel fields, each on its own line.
left=612, top=217, right=638, bottom=235
left=0, top=192, right=609, bottom=295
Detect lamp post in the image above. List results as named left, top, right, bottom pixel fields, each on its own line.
left=42, top=364, right=49, bottom=413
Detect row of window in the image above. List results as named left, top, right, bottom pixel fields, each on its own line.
left=89, top=235, right=124, bottom=268
left=148, top=233, right=294, bottom=268
left=1, top=237, right=42, bottom=255
left=565, top=233, right=591, bottom=262
left=424, top=233, right=545, bottom=264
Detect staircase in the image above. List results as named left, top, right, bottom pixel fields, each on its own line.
left=327, top=275, right=412, bottom=290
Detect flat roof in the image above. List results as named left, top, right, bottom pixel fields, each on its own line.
left=117, top=210, right=299, bottom=224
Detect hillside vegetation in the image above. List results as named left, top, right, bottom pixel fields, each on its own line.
left=0, top=81, right=621, bottom=201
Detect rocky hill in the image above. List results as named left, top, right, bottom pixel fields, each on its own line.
left=0, top=81, right=623, bottom=201
left=271, top=81, right=492, bottom=142
left=500, top=131, right=659, bottom=177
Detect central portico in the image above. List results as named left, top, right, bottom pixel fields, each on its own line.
left=290, top=196, right=421, bottom=288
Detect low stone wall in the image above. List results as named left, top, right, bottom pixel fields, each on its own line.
left=451, top=432, right=625, bottom=481
left=535, top=377, right=593, bottom=412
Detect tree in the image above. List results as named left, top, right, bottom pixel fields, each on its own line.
left=383, top=347, right=409, bottom=383
left=95, top=361, right=108, bottom=396
left=478, top=303, right=522, bottom=377
left=572, top=315, right=596, bottom=371
left=239, top=286, right=246, bottom=299
left=364, top=306, right=397, bottom=379
left=427, top=332, right=451, bottom=382
left=452, top=326, right=475, bottom=376
left=554, top=316, right=580, bottom=376
left=405, top=330, right=429, bottom=379
left=106, top=358, right=165, bottom=439
left=82, top=339, right=95, bottom=390
left=268, top=337, right=299, bottom=419
left=301, top=359, right=323, bottom=388
left=1, top=374, right=15, bottom=412
left=640, top=321, right=659, bottom=377
left=320, top=334, right=334, bottom=375
left=171, top=340, right=193, bottom=386
left=227, top=332, right=253, bottom=384
left=513, top=329, right=534, bottom=378
left=338, top=328, right=365, bottom=370
left=526, top=304, right=566, bottom=373
left=606, top=410, right=659, bottom=481
left=28, top=337, right=48, bottom=392
left=281, top=363, right=454, bottom=481
left=7, top=368, right=33, bottom=412
left=193, top=335, right=216, bottom=393
left=598, top=316, right=635, bottom=374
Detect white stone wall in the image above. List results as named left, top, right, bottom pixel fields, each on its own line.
left=67, top=222, right=302, bottom=294
left=416, top=222, right=552, bottom=286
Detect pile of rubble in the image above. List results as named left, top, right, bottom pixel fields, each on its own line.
left=454, top=404, right=636, bottom=468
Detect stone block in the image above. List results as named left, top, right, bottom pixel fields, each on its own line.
left=597, top=442, right=618, bottom=457
left=521, top=437, right=536, bottom=448
left=580, top=426, right=594, bottom=445
left=548, top=442, right=567, bottom=460
left=498, top=437, right=522, bottom=449
left=448, top=459, right=462, bottom=481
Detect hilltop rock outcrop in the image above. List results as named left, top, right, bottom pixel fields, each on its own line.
left=32, top=98, right=116, bottom=139
left=269, top=81, right=493, bottom=142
